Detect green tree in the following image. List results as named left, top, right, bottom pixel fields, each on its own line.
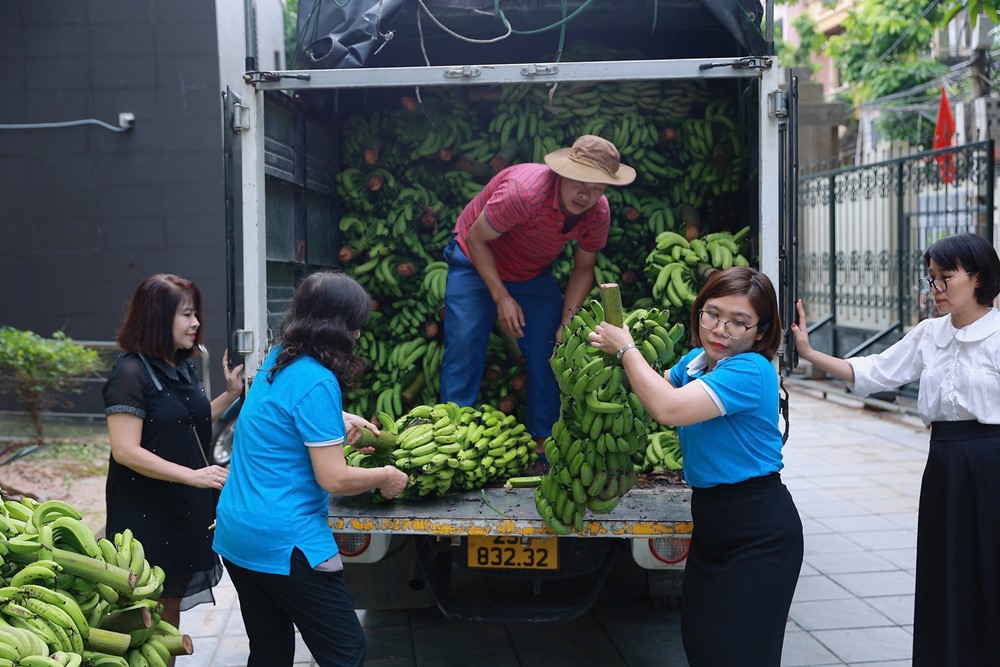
left=941, top=0, right=999, bottom=26
left=825, top=0, right=948, bottom=144
left=284, top=0, right=299, bottom=68
left=0, top=328, right=104, bottom=445
left=777, top=13, right=825, bottom=71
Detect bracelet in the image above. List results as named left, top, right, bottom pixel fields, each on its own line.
left=617, top=343, right=637, bottom=361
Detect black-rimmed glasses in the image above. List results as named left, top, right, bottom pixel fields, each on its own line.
left=698, top=310, right=757, bottom=339
left=925, top=272, right=973, bottom=293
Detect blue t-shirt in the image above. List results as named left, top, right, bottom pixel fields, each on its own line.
left=213, top=346, right=346, bottom=574
left=667, top=348, right=783, bottom=488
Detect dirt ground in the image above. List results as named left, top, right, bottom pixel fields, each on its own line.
left=0, top=417, right=110, bottom=537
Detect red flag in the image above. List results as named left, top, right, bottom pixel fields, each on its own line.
left=933, top=87, right=956, bottom=183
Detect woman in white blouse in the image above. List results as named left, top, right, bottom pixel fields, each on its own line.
left=792, top=232, right=1000, bottom=667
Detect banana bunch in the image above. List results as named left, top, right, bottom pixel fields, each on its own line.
left=340, top=111, right=385, bottom=164
left=336, top=167, right=376, bottom=213
left=420, top=261, right=448, bottom=306
left=542, top=81, right=603, bottom=119
left=488, top=102, right=549, bottom=149
left=442, top=170, right=484, bottom=203
left=454, top=137, right=497, bottom=166
left=622, top=307, right=686, bottom=372
left=637, top=196, right=679, bottom=238
left=406, top=115, right=478, bottom=161
left=644, top=227, right=752, bottom=312
left=652, top=79, right=709, bottom=125
left=0, top=497, right=192, bottom=666
left=670, top=100, right=746, bottom=205
left=346, top=402, right=535, bottom=500
left=636, top=429, right=684, bottom=473
left=535, top=299, right=675, bottom=534
left=631, top=148, right=686, bottom=189
left=646, top=231, right=701, bottom=310
left=384, top=184, right=442, bottom=236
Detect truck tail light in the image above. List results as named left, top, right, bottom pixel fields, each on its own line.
left=648, top=536, right=689, bottom=564
left=334, top=533, right=371, bottom=558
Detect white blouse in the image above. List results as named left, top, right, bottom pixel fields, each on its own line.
left=847, top=308, right=1000, bottom=425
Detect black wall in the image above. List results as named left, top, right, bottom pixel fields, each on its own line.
left=0, top=1, right=230, bottom=414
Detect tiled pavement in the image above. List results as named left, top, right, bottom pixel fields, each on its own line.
left=178, top=377, right=929, bottom=666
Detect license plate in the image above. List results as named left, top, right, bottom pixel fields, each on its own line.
left=467, top=535, right=558, bottom=570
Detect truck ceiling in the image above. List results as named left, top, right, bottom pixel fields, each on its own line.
left=292, top=0, right=767, bottom=70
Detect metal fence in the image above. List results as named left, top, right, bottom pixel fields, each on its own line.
left=798, top=140, right=995, bottom=361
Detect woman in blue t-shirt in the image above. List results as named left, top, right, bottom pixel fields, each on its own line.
left=214, top=271, right=408, bottom=667
left=589, top=266, right=801, bottom=667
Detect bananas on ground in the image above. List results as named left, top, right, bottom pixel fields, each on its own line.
left=0, top=496, right=193, bottom=665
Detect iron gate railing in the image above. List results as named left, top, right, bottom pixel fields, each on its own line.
left=798, top=141, right=995, bottom=362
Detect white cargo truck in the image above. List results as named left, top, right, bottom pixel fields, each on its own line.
left=218, top=0, right=797, bottom=621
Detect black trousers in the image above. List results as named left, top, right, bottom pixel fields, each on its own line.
left=913, top=420, right=1000, bottom=667
left=223, top=549, right=365, bottom=667
left=681, top=473, right=803, bottom=667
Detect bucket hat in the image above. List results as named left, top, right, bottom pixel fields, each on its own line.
left=544, top=135, right=636, bottom=186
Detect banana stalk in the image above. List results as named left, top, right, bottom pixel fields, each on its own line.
left=489, top=139, right=522, bottom=172
left=156, top=634, right=194, bottom=656
left=84, top=627, right=133, bottom=655
left=354, top=428, right=397, bottom=459
left=401, top=371, right=426, bottom=409
left=98, top=606, right=152, bottom=634
left=599, top=283, right=625, bottom=327
left=505, top=476, right=542, bottom=489
left=7, top=548, right=136, bottom=594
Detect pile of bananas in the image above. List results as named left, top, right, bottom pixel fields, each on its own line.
left=636, top=429, right=684, bottom=473
left=0, top=496, right=192, bottom=667
left=345, top=402, right=535, bottom=500
left=645, top=227, right=752, bottom=311
left=330, top=40, right=755, bottom=424
left=667, top=100, right=747, bottom=208
left=533, top=300, right=685, bottom=534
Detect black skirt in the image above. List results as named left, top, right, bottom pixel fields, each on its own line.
left=681, top=473, right=803, bottom=667
left=913, top=420, right=1000, bottom=667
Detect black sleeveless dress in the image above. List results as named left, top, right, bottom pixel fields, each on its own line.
left=103, top=353, right=222, bottom=610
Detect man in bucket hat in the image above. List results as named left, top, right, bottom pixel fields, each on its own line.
left=440, top=135, right=636, bottom=460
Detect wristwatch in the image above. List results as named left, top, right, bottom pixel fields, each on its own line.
left=617, top=343, right=637, bottom=361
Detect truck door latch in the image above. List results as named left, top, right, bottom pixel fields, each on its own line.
left=243, top=71, right=312, bottom=85
left=699, top=56, right=772, bottom=71
left=443, top=65, right=482, bottom=79
left=520, top=64, right=559, bottom=77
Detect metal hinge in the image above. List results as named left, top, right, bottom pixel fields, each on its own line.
left=234, top=329, right=254, bottom=355
left=443, top=65, right=482, bottom=79
left=232, top=103, right=250, bottom=134
left=243, top=71, right=312, bottom=86
left=699, top=56, right=773, bottom=72
left=768, top=90, right=789, bottom=119
left=520, top=64, right=559, bottom=77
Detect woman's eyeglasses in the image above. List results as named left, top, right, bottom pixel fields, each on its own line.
left=698, top=310, right=757, bottom=339
left=925, top=272, right=973, bottom=293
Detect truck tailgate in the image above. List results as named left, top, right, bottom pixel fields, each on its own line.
left=328, top=481, right=692, bottom=538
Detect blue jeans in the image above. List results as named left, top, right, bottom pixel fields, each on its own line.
left=440, top=238, right=561, bottom=438
left=223, top=550, right=365, bottom=667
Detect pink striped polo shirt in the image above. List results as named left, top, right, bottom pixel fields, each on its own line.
left=453, top=163, right=610, bottom=282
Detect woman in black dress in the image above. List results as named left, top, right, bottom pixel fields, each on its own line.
left=103, top=274, right=243, bottom=640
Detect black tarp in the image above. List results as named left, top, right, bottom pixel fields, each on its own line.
left=292, top=0, right=766, bottom=70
